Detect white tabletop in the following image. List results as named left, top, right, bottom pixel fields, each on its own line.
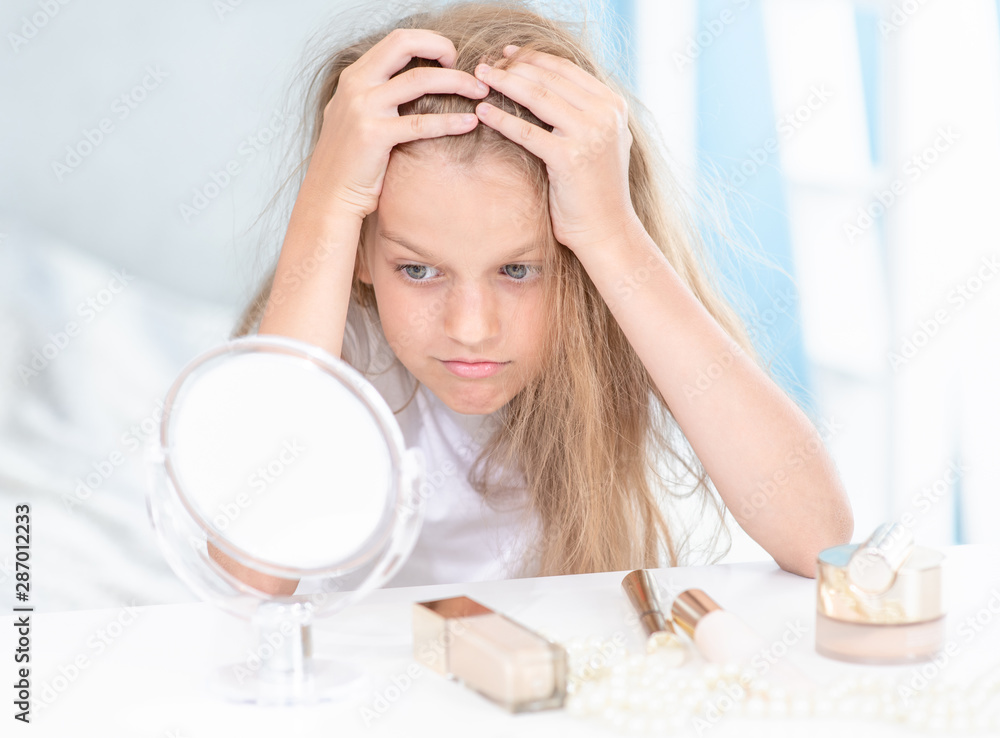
left=4, top=544, right=999, bottom=737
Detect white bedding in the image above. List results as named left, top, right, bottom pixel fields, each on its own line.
left=0, top=215, right=239, bottom=611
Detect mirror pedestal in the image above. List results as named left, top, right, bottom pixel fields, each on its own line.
left=211, top=601, right=368, bottom=705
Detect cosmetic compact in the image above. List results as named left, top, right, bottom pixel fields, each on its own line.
left=413, top=596, right=567, bottom=712
left=815, top=523, right=945, bottom=664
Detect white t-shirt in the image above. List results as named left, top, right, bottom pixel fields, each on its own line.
left=338, top=297, right=731, bottom=586
left=341, top=299, right=541, bottom=587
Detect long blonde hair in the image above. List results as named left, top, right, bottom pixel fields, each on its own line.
left=234, top=0, right=762, bottom=576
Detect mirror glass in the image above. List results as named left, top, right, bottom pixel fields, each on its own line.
left=166, top=349, right=391, bottom=570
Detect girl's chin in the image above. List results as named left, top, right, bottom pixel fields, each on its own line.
left=428, top=382, right=510, bottom=416
left=438, top=392, right=501, bottom=416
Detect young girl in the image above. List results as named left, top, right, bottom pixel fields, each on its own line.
left=227, top=0, right=853, bottom=591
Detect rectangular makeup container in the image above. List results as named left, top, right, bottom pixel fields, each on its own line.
left=412, top=595, right=567, bottom=712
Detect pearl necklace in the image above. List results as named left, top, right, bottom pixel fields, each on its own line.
left=551, top=634, right=1000, bottom=734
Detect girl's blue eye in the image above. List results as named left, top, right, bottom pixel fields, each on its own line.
left=503, top=264, right=529, bottom=280
left=393, top=263, right=539, bottom=283
left=397, top=264, right=435, bottom=281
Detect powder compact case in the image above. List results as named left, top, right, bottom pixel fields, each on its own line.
left=815, top=523, right=945, bottom=664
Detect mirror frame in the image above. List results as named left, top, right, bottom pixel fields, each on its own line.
left=159, top=334, right=411, bottom=580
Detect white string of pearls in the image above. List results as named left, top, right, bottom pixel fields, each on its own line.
left=553, top=634, right=1000, bottom=735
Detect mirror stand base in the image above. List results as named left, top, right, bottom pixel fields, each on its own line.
left=209, top=603, right=370, bottom=705
left=209, top=657, right=369, bottom=706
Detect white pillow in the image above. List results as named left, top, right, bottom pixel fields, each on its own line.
left=0, top=215, right=238, bottom=611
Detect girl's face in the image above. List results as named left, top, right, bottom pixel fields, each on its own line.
left=358, top=149, right=552, bottom=416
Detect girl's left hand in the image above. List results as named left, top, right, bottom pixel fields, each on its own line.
left=473, top=45, right=639, bottom=256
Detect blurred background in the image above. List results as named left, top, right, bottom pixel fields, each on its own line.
left=1, top=0, right=998, bottom=611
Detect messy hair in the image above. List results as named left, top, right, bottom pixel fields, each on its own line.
left=233, top=0, right=763, bottom=576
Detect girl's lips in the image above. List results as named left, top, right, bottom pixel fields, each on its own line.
left=441, top=360, right=510, bottom=379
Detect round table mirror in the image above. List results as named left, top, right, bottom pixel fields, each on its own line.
left=145, top=334, right=426, bottom=705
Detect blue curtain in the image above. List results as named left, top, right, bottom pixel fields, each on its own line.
left=583, top=0, right=812, bottom=407
left=694, top=0, right=811, bottom=409
left=854, top=7, right=881, bottom=165
left=579, top=0, right=636, bottom=90
left=605, top=0, right=636, bottom=90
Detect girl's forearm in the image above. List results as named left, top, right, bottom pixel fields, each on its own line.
left=576, top=217, right=854, bottom=577
left=257, top=186, right=365, bottom=360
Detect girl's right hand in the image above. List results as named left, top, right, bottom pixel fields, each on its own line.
left=302, top=28, right=489, bottom=220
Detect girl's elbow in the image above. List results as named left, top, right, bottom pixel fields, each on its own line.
left=776, top=504, right=854, bottom=579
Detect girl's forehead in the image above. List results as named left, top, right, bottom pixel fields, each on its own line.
left=381, top=151, right=547, bottom=227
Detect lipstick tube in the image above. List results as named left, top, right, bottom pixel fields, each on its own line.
left=671, top=589, right=768, bottom=665
left=621, top=570, right=687, bottom=666
left=670, top=588, right=812, bottom=690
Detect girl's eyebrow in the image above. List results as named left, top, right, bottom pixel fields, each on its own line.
left=377, top=229, right=540, bottom=262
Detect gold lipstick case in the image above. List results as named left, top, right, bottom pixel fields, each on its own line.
left=412, top=595, right=567, bottom=712
left=621, top=570, right=687, bottom=665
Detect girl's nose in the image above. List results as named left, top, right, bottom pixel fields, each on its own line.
left=443, top=284, right=501, bottom=348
